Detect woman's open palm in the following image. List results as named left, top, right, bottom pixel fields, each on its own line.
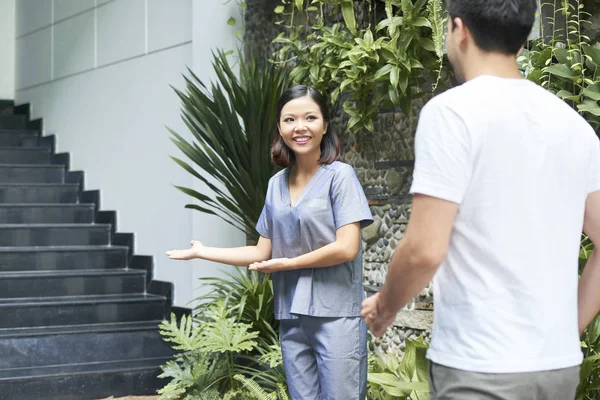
left=166, top=240, right=204, bottom=260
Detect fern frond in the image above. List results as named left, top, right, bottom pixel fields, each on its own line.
left=157, top=360, right=194, bottom=400
left=234, top=374, right=275, bottom=400
left=427, top=0, right=445, bottom=90
left=259, top=344, right=284, bottom=368
left=401, top=0, right=413, bottom=20
left=201, top=317, right=259, bottom=354
left=276, top=383, right=290, bottom=400
left=223, top=388, right=248, bottom=400
left=427, top=0, right=444, bottom=59
left=159, top=313, right=204, bottom=351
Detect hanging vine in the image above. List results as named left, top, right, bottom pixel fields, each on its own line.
left=271, top=0, right=447, bottom=133
left=519, top=0, right=600, bottom=131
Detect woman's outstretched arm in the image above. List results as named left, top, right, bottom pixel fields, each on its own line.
left=166, top=236, right=272, bottom=267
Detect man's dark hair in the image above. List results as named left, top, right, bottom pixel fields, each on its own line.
left=271, top=85, right=343, bottom=168
left=447, top=0, right=537, bottom=54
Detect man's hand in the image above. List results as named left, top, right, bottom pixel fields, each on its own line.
left=166, top=240, right=204, bottom=260
left=361, top=293, right=397, bottom=337
left=249, top=258, right=294, bottom=273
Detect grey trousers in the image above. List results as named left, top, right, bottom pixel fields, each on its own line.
left=429, top=362, right=580, bottom=400
left=279, top=316, right=367, bottom=400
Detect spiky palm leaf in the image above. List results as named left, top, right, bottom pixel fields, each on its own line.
left=169, top=50, right=291, bottom=241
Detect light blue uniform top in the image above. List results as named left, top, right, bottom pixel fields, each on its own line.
left=256, top=161, right=373, bottom=320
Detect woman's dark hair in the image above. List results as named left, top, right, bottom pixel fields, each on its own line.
left=271, top=85, right=343, bottom=168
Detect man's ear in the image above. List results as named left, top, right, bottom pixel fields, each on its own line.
left=453, top=17, right=469, bottom=47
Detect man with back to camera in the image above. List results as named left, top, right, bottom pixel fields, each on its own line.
left=361, top=0, right=600, bottom=398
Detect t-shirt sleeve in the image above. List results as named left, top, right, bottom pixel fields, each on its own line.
left=256, top=181, right=272, bottom=239
left=409, top=100, right=472, bottom=204
left=588, top=137, right=600, bottom=195
left=331, top=165, right=374, bottom=230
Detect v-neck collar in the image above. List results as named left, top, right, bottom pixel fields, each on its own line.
left=284, top=164, right=326, bottom=208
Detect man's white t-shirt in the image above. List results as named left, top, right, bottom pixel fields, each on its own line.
left=410, top=75, right=600, bottom=373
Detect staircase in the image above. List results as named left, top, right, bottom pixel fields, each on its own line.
left=0, top=101, right=182, bottom=400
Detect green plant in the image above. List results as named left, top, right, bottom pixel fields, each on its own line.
left=158, top=303, right=287, bottom=399
left=577, top=235, right=600, bottom=399
left=235, top=375, right=291, bottom=400
left=367, top=337, right=430, bottom=400
left=169, top=50, right=291, bottom=241
left=578, top=315, right=600, bottom=399
left=195, top=270, right=286, bottom=391
left=518, top=0, right=600, bottom=132
left=271, top=0, right=446, bottom=133
left=222, top=0, right=247, bottom=30
left=196, top=268, right=279, bottom=350
left=158, top=270, right=288, bottom=399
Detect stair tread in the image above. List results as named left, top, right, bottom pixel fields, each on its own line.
left=0, top=130, right=37, bottom=135
left=0, top=203, right=93, bottom=208
left=0, top=356, right=170, bottom=381
left=0, top=183, right=78, bottom=187
left=0, top=293, right=165, bottom=306
left=0, top=146, right=47, bottom=151
left=0, top=164, right=63, bottom=168
left=0, top=320, right=164, bottom=338
left=0, top=223, right=110, bottom=228
left=0, top=132, right=36, bottom=137
left=0, top=268, right=145, bottom=278
left=0, top=245, right=127, bottom=252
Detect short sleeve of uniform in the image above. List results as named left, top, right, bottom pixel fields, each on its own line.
left=410, top=99, right=472, bottom=204
left=588, top=137, right=600, bottom=195
left=256, top=181, right=272, bottom=239
left=331, top=165, right=373, bottom=230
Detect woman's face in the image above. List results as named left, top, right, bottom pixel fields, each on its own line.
left=278, top=95, right=328, bottom=160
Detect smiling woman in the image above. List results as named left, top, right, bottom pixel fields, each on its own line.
left=167, top=85, right=374, bottom=399
left=271, top=85, right=343, bottom=168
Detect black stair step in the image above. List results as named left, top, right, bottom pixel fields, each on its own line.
left=0, top=204, right=94, bottom=223
left=0, top=147, right=50, bottom=164
left=0, top=224, right=110, bottom=246
left=0, top=269, right=146, bottom=298
left=0, top=183, right=79, bottom=203
left=0, top=245, right=128, bottom=272
left=0, top=115, right=27, bottom=129
left=0, top=164, right=64, bottom=183
left=0, top=293, right=166, bottom=328
left=0, top=132, right=39, bottom=147
left=0, top=129, right=38, bottom=135
left=0, top=321, right=171, bottom=369
left=0, top=356, right=170, bottom=400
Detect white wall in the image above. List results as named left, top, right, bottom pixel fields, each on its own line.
left=15, top=0, right=245, bottom=307
left=0, top=0, right=15, bottom=99
left=190, top=1, right=246, bottom=300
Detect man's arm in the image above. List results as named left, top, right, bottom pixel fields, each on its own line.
left=579, top=191, right=600, bottom=334
left=361, top=194, right=458, bottom=336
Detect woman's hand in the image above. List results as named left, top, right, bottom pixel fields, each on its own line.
left=166, top=240, right=205, bottom=260
left=249, top=258, right=294, bottom=273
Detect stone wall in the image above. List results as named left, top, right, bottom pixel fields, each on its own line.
left=245, top=0, right=434, bottom=355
